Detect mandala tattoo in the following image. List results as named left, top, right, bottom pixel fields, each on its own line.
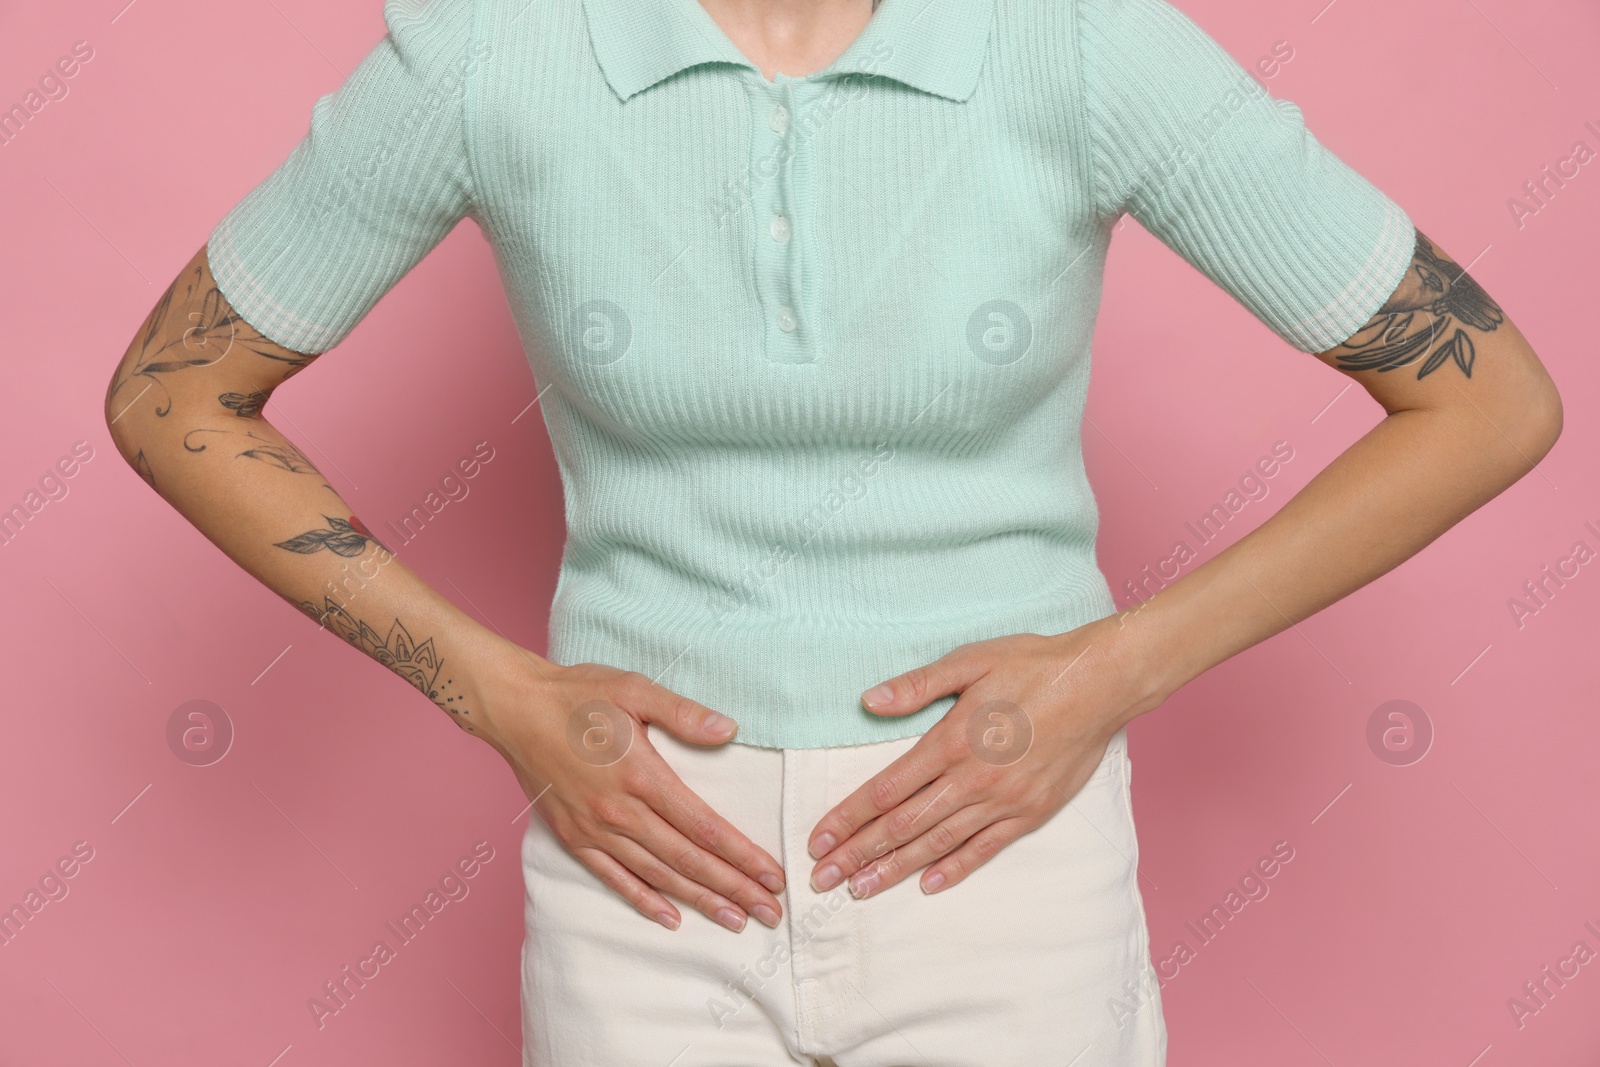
left=275, top=515, right=386, bottom=557
left=291, top=595, right=477, bottom=731
left=1329, top=229, right=1504, bottom=380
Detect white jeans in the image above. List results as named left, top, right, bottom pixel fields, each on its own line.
left=519, top=723, right=1167, bottom=1066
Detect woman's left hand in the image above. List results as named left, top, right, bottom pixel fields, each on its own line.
left=806, top=614, right=1166, bottom=898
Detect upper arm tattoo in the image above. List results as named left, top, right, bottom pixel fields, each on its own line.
left=1325, top=229, right=1505, bottom=380
left=107, top=256, right=315, bottom=421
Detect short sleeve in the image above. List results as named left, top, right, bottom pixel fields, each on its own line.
left=206, top=0, right=482, bottom=355
left=1076, top=0, right=1416, bottom=354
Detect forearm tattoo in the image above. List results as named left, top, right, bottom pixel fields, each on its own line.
left=291, top=594, right=478, bottom=733
left=106, top=259, right=312, bottom=420
left=274, top=515, right=387, bottom=557
left=119, top=258, right=475, bottom=733
left=183, top=427, right=329, bottom=482
left=237, top=438, right=318, bottom=475
left=1328, top=228, right=1504, bottom=380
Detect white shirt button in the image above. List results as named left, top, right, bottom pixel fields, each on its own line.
left=777, top=306, right=797, bottom=332
left=770, top=104, right=789, bottom=133
left=769, top=214, right=791, bottom=243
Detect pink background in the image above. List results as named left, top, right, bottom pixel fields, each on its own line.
left=2, top=0, right=1597, bottom=1063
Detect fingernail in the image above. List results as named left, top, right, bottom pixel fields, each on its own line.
left=811, top=863, right=841, bottom=892
left=752, top=904, right=780, bottom=928
left=704, top=713, right=736, bottom=737
left=716, top=907, right=746, bottom=931
left=656, top=911, right=680, bottom=930
left=758, top=872, right=786, bottom=894
left=922, top=871, right=945, bottom=893
left=850, top=869, right=880, bottom=898
left=810, top=833, right=835, bottom=858
left=862, top=684, right=894, bottom=708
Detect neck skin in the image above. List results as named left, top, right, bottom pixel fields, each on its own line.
left=695, top=0, right=878, bottom=80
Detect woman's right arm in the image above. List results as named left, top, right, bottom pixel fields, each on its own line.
left=102, top=243, right=786, bottom=932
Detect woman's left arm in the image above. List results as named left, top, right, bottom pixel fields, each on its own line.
left=805, top=228, right=1562, bottom=899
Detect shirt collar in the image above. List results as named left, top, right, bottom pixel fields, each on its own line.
left=581, top=0, right=995, bottom=104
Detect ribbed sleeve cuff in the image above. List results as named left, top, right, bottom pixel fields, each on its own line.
left=207, top=209, right=340, bottom=356
left=1282, top=195, right=1415, bottom=354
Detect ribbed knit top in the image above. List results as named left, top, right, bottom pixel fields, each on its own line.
left=208, top=0, right=1415, bottom=747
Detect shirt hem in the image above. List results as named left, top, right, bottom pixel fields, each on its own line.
left=547, top=574, right=1119, bottom=749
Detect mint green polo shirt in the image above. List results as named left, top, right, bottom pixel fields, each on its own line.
left=208, top=0, right=1415, bottom=747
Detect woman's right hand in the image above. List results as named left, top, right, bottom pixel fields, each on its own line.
left=475, top=654, right=786, bottom=933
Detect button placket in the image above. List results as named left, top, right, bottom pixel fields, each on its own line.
left=755, top=77, right=810, bottom=363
